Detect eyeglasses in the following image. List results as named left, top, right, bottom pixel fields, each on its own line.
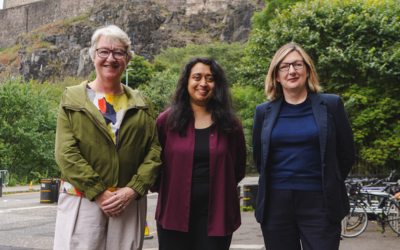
left=96, top=48, right=127, bottom=60
left=277, top=60, right=306, bottom=71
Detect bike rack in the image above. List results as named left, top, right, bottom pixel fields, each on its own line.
left=0, top=170, right=9, bottom=187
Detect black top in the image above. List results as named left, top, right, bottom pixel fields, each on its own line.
left=192, top=126, right=211, bottom=180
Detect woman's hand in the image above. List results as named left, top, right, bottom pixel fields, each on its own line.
left=94, top=190, right=115, bottom=217
left=101, top=187, right=139, bottom=217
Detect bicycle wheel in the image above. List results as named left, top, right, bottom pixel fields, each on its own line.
left=341, top=203, right=368, bottom=238
left=385, top=201, right=400, bottom=235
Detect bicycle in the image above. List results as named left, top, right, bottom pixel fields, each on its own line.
left=341, top=181, right=400, bottom=238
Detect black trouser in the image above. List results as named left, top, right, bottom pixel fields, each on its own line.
left=157, top=179, right=232, bottom=250
left=261, top=190, right=341, bottom=250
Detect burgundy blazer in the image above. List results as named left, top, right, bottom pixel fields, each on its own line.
left=152, top=109, right=247, bottom=236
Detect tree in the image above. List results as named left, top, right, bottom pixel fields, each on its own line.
left=239, top=0, right=400, bottom=170
left=252, top=0, right=305, bottom=29
left=121, top=55, right=160, bottom=89
left=0, top=78, right=58, bottom=184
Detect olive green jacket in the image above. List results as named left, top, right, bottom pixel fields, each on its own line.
left=55, top=81, right=162, bottom=201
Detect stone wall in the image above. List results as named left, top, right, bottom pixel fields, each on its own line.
left=4, top=0, right=42, bottom=9
left=0, top=0, right=102, bottom=48
left=0, top=0, right=245, bottom=48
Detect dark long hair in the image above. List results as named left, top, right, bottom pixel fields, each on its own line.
left=167, top=57, right=239, bottom=137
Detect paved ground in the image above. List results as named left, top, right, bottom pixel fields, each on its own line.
left=1, top=177, right=399, bottom=250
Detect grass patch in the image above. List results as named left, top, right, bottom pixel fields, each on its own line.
left=0, top=44, right=22, bottom=65
left=240, top=205, right=255, bottom=212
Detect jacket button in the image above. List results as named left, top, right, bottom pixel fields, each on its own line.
left=211, top=147, right=214, bottom=149
left=211, top=134, right=214, bottom=136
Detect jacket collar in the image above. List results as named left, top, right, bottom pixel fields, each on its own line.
left=62, top=81, right=149, bottom=110
left=61, top=81, right=150, bottom=138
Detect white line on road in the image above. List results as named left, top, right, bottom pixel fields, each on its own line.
left=143, top=245, right=264, bottom=250
left=230, top=245, right=265, bottom=249
left=0, top=206, right=55, bottom=213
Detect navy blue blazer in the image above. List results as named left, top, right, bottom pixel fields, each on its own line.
left=252, top=92, right=355, bottom=223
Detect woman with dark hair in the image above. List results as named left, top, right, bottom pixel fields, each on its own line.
left=151, top=57, right=247, bottom=250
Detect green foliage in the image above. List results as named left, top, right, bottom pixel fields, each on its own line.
left=139, top=69, right=179, bottom=117
left=155, top=42, right=246, bottom=84
left=0, top=77, right=59, bottom=184
left=239, top=0, right=400, bottom=169
left=122, top=56, right=160, bottom=89
left=232, top=85, right=266, bottom=171
left=252, top=0, right=305, bottom=29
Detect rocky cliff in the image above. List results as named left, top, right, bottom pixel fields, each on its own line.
left=1, top=0, right=262, bottom=83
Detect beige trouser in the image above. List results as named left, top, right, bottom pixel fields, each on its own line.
left=53, top=193, right=147, bottom=250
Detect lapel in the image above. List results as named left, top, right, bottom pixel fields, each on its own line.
left=261, top=97, right=283, bottom=169
left=309, top=93, right=327, bottom=168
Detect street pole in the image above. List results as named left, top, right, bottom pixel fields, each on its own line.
left=125, top=69, right=134, bottom=87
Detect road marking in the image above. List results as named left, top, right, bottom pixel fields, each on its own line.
left=0, top=206, right=55, bottom=213
left=230, top=245, right=265, bottom=249
left=143, top=245, right=265, bottom=250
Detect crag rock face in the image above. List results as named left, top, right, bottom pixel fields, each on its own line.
left=10, top=0, right=261, bottom=83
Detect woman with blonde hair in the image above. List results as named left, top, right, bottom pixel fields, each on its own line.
left=252, top=42, right=355, bottom=250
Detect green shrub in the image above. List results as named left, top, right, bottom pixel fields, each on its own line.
left=0, top=77, right=59, bottom=182
left=232, top=85, right=266, bottom=171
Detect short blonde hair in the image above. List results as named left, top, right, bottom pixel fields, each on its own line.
left=265, top=42, right=321, bottom=100
left=89, top=25, right=134, bottom=62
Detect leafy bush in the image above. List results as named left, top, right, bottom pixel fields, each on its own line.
left=0, top=77, right=59, bottom=184
left=122, top=55, right=162, bottom=89
left=139, top=69, right=179, bottom=117
left=232, top=85, right=266, bottom=171
left=239, top=0, right=400, bottom=169
left=252, top=0, right=305, bottom=29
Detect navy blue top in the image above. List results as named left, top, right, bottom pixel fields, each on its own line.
left=269, top=97, right=322, bottom=191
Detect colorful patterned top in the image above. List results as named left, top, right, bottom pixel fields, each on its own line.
left=86, top=84, right=128, bottom=145
left=60, top=84, right=129, bottom=197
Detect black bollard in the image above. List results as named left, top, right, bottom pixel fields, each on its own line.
left=0, top=177, right=2, bottom=198
left=243, top=184, right=258, bottom=212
